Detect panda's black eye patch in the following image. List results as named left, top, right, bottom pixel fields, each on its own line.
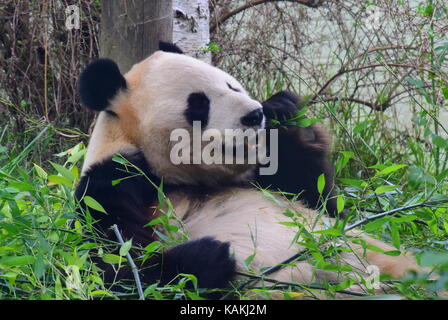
left=227, top=83, right=241, bottom=92
left=185, top=92, right=210, bottom=127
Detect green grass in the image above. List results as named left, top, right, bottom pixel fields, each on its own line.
left=0, top=0, right=447, bottom=300
left=1, top=10, right=448, bottom=296
left=0, top=93, right=447, bottom=300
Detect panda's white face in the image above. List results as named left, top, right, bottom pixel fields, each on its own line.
left=114, top=51, right=264, bottom=186
left=130, top=51, right=263, bottom=132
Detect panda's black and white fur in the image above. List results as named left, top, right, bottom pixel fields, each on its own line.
left=75, top=42, right=419, bottom=297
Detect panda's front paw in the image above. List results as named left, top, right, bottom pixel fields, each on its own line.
left=262, top=90, right=299, bottom=122
left=164, top=237, right=236, bottom=289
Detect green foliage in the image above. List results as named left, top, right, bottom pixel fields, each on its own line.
left=0, top=138, right=198, bottom=300
left=1, top=0, right=447, bottom=300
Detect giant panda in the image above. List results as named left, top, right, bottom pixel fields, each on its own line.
left=75, top=42, right=420, bottom=298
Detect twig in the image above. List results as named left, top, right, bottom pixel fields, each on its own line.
left=259, top=249, right=309, bottom=276
left=221, top=248, right=309, bottom=299
left=311, top=63, right=441, bottom=103
left=111, top=224, right=145, bottom=300
left=224, top=199, right=447, bottom=299
left=309, top=96, right=387, bottom=111
left=211, top=0, right=326, bottom=33
left=43, top=1, right=49, bottom=122
left=0, top=282, right=31, bottom=295
left=235, top=271, right=370, bottom=297
left=54, top=130, right=81, bottom=138
left=344, top=200, right=448, bottom=232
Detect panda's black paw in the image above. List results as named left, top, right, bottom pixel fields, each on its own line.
left=262, top=90, right=299, bottom=122
left=163, top=237, right=236, bottom=290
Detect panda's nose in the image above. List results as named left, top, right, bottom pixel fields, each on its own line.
left=241, top=109, right=264, bottom=127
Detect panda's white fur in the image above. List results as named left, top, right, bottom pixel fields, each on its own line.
left=83, top=51, right=262, bottom=186
left=167, top=188, right=419, bottom=294
left=79, top=49, right=420, bottom=298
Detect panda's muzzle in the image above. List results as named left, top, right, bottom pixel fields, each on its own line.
left=241, top=109, right=264, bottom=127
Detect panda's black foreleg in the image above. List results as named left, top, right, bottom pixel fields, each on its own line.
left=94, top=237, right=236, bottom=296
left=258, top=91, right=339, bottom=217
left=75, top=151, right=235, bottom=294
left=144, top=237, right=236, bottom=290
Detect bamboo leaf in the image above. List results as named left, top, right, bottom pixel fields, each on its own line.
left=83, top=196, right=107, bottom=214
left=317, top=174, right=325, bottom=195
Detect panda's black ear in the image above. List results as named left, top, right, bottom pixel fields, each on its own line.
left=79, top=58, right=127, bottom=111
left=159, top=41, right=184, bottom=54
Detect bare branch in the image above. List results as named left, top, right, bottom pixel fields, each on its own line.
left=211, top=0, right=326, bottom=33
left=311, top=63, right=443, bottom=103
left=309, top=97, right=390, bottom=111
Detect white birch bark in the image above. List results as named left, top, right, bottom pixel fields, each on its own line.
left=172, top=0, right=211, bottom=63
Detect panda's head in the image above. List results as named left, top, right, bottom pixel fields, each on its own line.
left=79, top=43, right=264, bottom=186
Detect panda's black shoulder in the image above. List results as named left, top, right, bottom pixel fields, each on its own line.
left=75, top=149, right=159, bottom=210
left=76, top=150, right=154, bottom=194
left=75, top=150, right=161, bottom=244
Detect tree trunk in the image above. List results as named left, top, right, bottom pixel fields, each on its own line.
left=100, top=0, right=173, bottom=73
left=173, top=0, right=210, bottom=63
